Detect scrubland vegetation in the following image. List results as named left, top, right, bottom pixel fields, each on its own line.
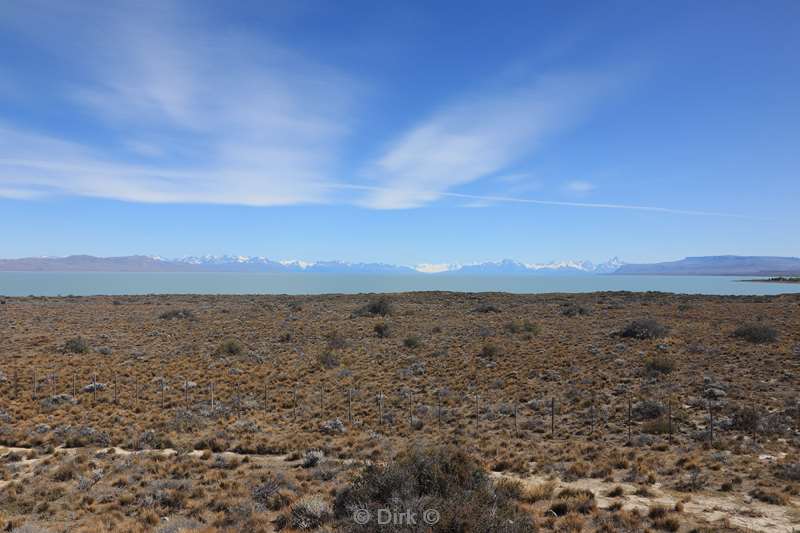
left=1, top=291, right=799, bottom=531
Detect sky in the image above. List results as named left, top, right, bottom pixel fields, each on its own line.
left=1, top=0, right=798, bottom=266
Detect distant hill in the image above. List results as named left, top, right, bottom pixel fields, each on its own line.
left=613, top=255, right=800, bottom=276
left=0, top=255, right=201, bottom=272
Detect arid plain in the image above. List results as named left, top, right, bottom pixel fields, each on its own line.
left=1, top=292, right=799, bottom=532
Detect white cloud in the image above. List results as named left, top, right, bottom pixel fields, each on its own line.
left=360, top=72, right=617, bottom=208
left=565, top=180, right=596, bottom=193
left=0, top=2, right=356, bottom=206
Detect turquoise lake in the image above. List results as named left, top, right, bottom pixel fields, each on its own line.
left=1, top=272, right=799, bottom=296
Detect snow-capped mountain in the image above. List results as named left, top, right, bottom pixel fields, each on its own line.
left=434, top=257, right=625, bottom=276
left=0, top=254, right=625, bottom=274
left=171, top=256, right=624, bottom=275
left=175, top=256, right=417, bottom=274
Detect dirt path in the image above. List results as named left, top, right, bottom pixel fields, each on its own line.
left=0, top=444, right=299, bottom=490
left=491, top=472, right=800, bottom=532
left=4, top=444, right=799, bottom=531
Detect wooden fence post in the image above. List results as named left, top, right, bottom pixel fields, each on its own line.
left=627, top=395, right=632, bottom=444
left=236, top=378, right=241, bottom=415
left=667, top=398, right=672, bottom=444
left=513, top=401, right=518, bottom=436
left=408, top=391, right=413, bottom=430
left=347, top=388, right=352, bottom=424
left=475, top=393, right=479, bottom=434
left=708, top=401, right=714, bottom=446
left=378, top=391, right=383, bottom=426
left=210, top=382, right=215, bottom=412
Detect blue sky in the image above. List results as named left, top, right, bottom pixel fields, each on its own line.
left=1, top=0, right=798, bottom=265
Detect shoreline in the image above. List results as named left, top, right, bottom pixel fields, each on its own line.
left=740, top=277, right=800, bottom=284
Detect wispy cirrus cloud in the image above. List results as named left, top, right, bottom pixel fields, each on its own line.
left=565, top=180, right=596, bottom=194
left=0, top=1, right=357, bottom=205
left=359, top=71, right=618, bottom=208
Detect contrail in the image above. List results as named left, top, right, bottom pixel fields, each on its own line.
left=333, top=183, right=762, bottom=219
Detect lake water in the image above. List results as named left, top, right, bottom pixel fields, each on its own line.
left=0, top=272, right=798, bottom=296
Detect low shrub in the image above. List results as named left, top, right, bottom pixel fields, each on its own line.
left=373, top=322, right=390, bottom=338
left=403, top=335, right=421, bottom=349
left=326, top=330, right=348, bottom=350
left=473, top=303, right=501, bottom=313
left=644, top=355, right=675, bottom=375
left=523, top=481, right=557, bottom=503
left=318, top=352, right=340, bottom=369
left=729, top=405, right=760, bottom=431
left=505, top=320, right=540, bottom=335
left=353, top=297, right=393, bottom=317
left=333, top=446, right=534, bottom=532
left=774, top=462, right=800, bottom=481
left=562, top=304, right=590, bottom=317
left=642, top=417, right=671, bottom=435
left=63, top=337, right=89, bottom=354
left=159, top=308, right=195, bottom=320
left=620, top=319, right=668, bottom=340
left=216, top=339, right=243, bottom=356
left=749, top=488, right=788, bottom=505
left=479, top=343, right=499, bottom=358
left=732, top=323, right=778, bottom=344
left=548, top=487, right=596, bottom=516
left=278, top=494, right=332, bottom=530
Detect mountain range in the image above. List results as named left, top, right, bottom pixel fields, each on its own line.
left=1, top=254, right=799, bottom=275
left=0, top=254, right=623, bottom=275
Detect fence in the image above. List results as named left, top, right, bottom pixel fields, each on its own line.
left=2, top=365, right=783, bottom=450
